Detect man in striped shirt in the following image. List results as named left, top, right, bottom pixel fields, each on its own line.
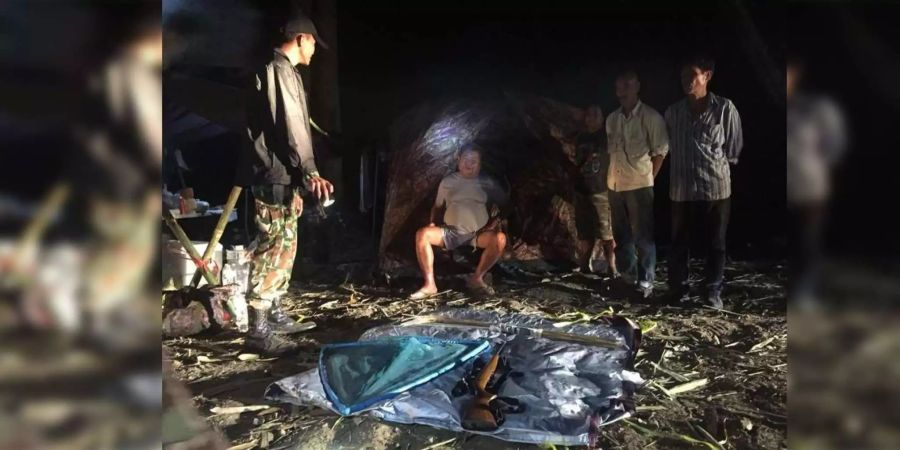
left=664, top=55, right=744, bottom=309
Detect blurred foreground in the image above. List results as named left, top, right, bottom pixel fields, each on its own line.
left=0, top=1, right=163, bottom=448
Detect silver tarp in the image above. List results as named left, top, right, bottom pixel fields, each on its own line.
left=265, top=309, right=643, bottom=446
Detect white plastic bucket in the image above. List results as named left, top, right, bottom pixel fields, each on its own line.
left=161, top=240, right=223, bottom=289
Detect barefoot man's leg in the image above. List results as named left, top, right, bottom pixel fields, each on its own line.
left=415, top=226, right=445, bottom=294
left=469, top=231, right=507, bottom=287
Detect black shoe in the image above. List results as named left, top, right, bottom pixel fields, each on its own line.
left=247, top=306, right=301, bottom=356
left=706, top=291, right=724, bottom=309
left=662, top=287, right=689, bottom=306
left=267, top=298, right=317, bottom=335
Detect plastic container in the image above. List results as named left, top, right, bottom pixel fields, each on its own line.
left=161, top=240, right=223, bottom=289
left=222, top=245, right=250, bottom=332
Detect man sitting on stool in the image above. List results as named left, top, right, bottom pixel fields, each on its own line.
left=411, top=144, right=508, bottom=298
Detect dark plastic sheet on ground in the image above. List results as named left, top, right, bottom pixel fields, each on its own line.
left=266, top=309, right=643, bottom=446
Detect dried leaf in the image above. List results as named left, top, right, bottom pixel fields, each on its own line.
left=636, top=405, right=668, bottom=412
left=555, top=311, right=592, bottom=323
left=749, top=336, right=775, bottom=353
left=257, top=407, right=281, bottom=416
left=210, top=405, right=270, bottom=415
left=649, top=361, right=688, bottom=382
left=320, top=300, right=341, bottom=310
left=420, top=437, right=457, bottom=450
left=260, top=430, right=273, bottom=447
left=638, top=319, right=658, bottom=334
left=624, top=419, right=719, bottom=450
left=226, top=442, right=258, bottom=450
left=664, top=378, right=709, bottom=397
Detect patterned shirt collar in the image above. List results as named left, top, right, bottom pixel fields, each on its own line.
left=623, top=99, right=643, bottom=118
left=677, top=92, right=720, bottom=116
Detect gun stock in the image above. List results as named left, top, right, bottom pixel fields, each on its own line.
left=462, top=343, right=505, bottom=431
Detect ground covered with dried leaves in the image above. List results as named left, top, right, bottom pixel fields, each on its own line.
left=164, top=259, right=786, bottom=450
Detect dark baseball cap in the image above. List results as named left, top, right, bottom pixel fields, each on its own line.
left=283, top=13, right=329, bottom=50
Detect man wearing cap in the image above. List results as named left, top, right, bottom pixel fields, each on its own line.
left=237, top=11, right=333, bottom=354
left=606, top=70, right=669, bottom=299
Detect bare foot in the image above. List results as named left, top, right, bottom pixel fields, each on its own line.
left=409, top=284, right=438, bottom=300
left=466, top=275, right=495, bottom=295
left=466, top=274, right=485, bottom=288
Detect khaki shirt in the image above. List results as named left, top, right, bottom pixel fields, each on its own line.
left=606, top=100, right=670, bottom=192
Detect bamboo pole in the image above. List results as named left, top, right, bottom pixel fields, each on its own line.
left=163, top=209, right=218, bottom=286
left=6, top=183, right=70, bottom=286
left=14, top=183, right=69, bottom=263
left=402, top=315, right=620, bottom=349
left=189, top=186, right=242, bottom=287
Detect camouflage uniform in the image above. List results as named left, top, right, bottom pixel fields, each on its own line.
left=247, top=185, right=302, bottom=309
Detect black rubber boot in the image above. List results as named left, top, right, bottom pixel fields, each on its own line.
left=246, top=305, right=301, bottom=356
left=267, top=298, right=317, bottom=335
left=662, top=286, right=689, bottom=306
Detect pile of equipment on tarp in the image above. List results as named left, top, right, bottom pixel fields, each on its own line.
left=266, top=309, right=643, bottom=446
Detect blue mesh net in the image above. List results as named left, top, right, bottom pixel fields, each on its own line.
left=319, top=336, right=490, bottom=415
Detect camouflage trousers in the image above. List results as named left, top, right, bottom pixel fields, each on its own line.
left=248, top=185, right=302, bottom=309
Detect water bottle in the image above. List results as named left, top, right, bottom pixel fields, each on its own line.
left=223, top=246, right=249, bottom=332
left=221, top=263, right=236, bottom=285
left=230, top=246, right=250, bottom=290
left=230, top=291, right=249, bottom=333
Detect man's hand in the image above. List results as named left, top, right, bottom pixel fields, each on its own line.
left=307, top=176, right=334, bottom=201
left=651, top=155, right=665, bottom=178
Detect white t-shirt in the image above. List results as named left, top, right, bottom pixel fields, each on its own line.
left=434, top=172, right=506, bottom=234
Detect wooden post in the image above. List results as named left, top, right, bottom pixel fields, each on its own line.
left=15, top=183, right=69, bottom=260
left=188, top=186, right=242, bottom=287
left=163, top=209, right=219, bottom=286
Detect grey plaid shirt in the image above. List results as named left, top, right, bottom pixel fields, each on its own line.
left=664, top=92, right=744, bottom=201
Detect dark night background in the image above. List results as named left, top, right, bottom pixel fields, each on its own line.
left=335, top=0, right=785, bottom=260
left=789, top=2, right=900, bottom=258
left=3, top=0, right=788, bottom=261
left=162, top=0, right=787, bottom=261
